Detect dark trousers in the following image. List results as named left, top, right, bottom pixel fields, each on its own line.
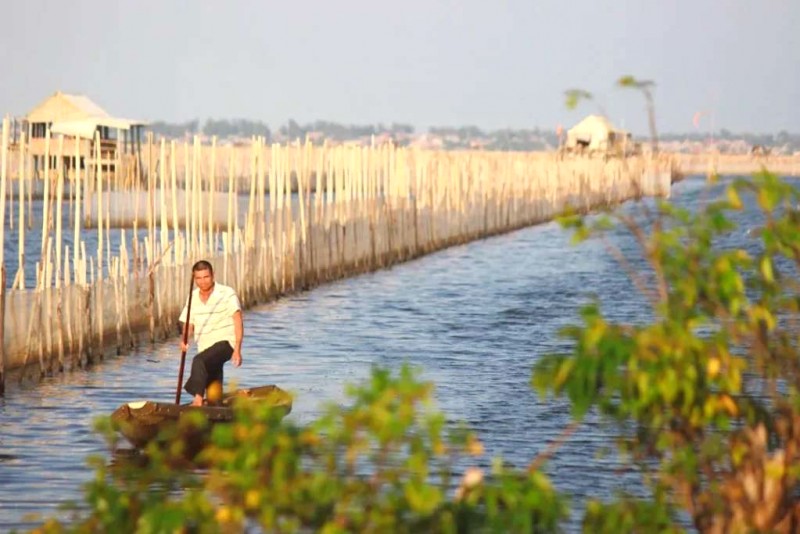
left=184, top=341, right=233, bottom=397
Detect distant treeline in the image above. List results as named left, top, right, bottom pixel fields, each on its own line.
left=144, top=119, right=799, bottom=152
left=144, top=119, right=560, bottom=150
left=145, top=119, right=415, bottom=143
left=146, top=119, right=271, bottom=140
left=281, top=120, right=415, bottom=141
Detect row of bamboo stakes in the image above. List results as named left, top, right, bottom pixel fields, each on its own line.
left=0, top=116, right=673, bottom=394
left=675, top=152, right=800, bottom=178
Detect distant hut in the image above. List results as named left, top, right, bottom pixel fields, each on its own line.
left=565, top=114, right=632, bottom=156
left=24, top=91, right=147, bottom=179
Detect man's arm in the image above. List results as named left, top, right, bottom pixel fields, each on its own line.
left=232, top=310, right=243, bottom=367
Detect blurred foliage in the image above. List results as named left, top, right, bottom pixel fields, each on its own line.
left=617, top=75, right=659, bottom=154
left=36, top=366, right=567, bottom=533
left=617, top=76, right=655, bottom=91
left=564, top=89, right=593, bottom=111
left=536, top=171, right=800, bottom=532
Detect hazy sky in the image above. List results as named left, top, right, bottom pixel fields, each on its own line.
left=2, top=0, right=798, bottom=135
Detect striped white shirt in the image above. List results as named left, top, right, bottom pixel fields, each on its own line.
left=179, top=283, right=241, bottom=353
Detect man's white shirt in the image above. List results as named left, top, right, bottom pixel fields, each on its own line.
left=179, top=283, right=241, bottom=353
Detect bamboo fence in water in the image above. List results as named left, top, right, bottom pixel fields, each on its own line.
left=674, top=152, right=800, bottom=178
left=0, top=117, right=673, bottom=391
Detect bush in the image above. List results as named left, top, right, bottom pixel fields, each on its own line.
left=535, top=171, right=800, bottom=532
left=39, top=366, right=567, bottom=533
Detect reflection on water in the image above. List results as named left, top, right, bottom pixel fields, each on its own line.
left=0, top=176, right=764, bottom=530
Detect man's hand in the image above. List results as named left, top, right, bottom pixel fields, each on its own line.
left=232, top=350, right=243, bottom=367
left=179, top=322, right=193, bottom=352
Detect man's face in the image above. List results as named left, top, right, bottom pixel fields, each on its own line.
left=193, top=269, right=215, bottom=291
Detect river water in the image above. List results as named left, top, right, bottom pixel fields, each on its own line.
left=0, top=175, right=765, bottom=531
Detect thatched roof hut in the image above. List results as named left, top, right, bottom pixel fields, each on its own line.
left=27, top=92, right=109, bottom=123
left=23, top=91, right=147, bottom=176
left=566, top=114, right=630, bottom=153
left=26, top=91, right=146, bottom=139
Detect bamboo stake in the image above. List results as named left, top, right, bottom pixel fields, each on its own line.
left=63, top=246, right=74, bottom=358
left=209, top=136, right=217, bottom=254
left=148, top=234, right=155, bottom=342
left=87, top=254, right=96, bottom=363
left=5, top=144, right=11, bottom=235
left=113, top=256, right=123, bottom=352
left=43, top=242, right=54, bottom=373
left=40, top=128, right=52, bottom=288
left=170, top=140, right=179, bottom=262
left=147, top=132, right=155, bottom=266
left=72, top=135, right=81, bottom=276
left=0, top=118, right=7, bottom=394
left=115, top=128, right=122, bottom=191
left=311, top=145, right=324, bottom=279
left=82, top=138, right=91, bottom=226
left=55, top=135, right=64, bottom=288
left=274, top=146, right=286, bottom=291
left=14, top=133, right=26, bottom=289
left=267, top=143, right=278, bottom=290
left=76, top=241, right=86, bottom=364
left=195, top=135, right=204, bottom=256
left=183, top=139, right=190, bottom=253
left=20, top=261, right=42, bottom=377
left=225, top=145, right=235, bottom=283
left=26, top=124, right=33, bottom=231
left=132, top=222, right=139, bottom=275
left=159, top=138, right=169, bottom=264
left=53, top=136, right=66, bottom=372
left=94, top=133, right=104, bottom=358
left=247, top=136, right=257, bottom=245
left=285, top=143, right=296, bottom=289
left=256, top=137, right=266, bottom=295
left=0, top=117, right=7, bottom=267
left=233, top=149, right=240, bottom=243
left=257, top=137, right=265, bottom=215
left=120, top=231, right=135, bottom=346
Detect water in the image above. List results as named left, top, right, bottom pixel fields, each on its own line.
left=0, top=176, right=772, bottom=530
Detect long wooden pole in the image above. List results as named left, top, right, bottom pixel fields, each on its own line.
left=175, top=275, right=194, bottom=404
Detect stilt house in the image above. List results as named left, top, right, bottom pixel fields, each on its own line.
left=23, top=91, right=147, bottom=178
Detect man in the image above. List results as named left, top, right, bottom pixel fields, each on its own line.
left=179, top=260, right=243, bottom=406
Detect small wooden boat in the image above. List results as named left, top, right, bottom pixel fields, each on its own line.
left=111, top=385, right=292, bottom=449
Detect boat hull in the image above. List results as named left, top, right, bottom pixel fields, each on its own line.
left=111, top=385, right=292, bottom=449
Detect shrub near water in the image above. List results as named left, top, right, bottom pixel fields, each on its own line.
left=535, top=171, right=800, bottom=532
left=37, top=366, right=567, bottom=533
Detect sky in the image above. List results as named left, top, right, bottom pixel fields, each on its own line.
left=2, top=0, right=798, bottom=136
